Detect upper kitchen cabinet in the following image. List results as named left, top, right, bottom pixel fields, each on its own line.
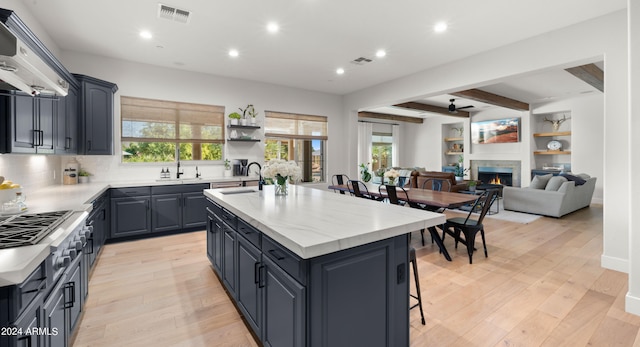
left=73, top=74, right=118, bottom=155
left=54, top=85, right=78, bottom=154
left=3, top=92, right=56, bottom=154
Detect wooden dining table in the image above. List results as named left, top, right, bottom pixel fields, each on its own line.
left=328, top=182, right=479, bottom=261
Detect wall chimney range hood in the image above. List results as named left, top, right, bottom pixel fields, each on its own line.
left=0, top=22, right=68, bottom=96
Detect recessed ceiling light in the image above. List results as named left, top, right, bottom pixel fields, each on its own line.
left=376, top=50, right=386, bottom=58
left=267, top=22, right=279, bottom=33
left=228, top=49, right=239, bottom=57
left=140, top=30, right=153, bottom=39
left=336, top=68, right=345, bottom=75
left=434, top=22, right=448, bottom=33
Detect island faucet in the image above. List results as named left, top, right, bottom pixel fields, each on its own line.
left=246, top=162, right=263, bottom=190
left=176, top=160, right=184, bottom=179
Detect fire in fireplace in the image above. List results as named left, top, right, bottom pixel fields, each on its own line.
left=478, top=167, right=513, bottom=186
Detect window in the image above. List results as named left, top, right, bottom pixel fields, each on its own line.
left=264, top=111, right=327, bottom=182
left=372, top=131, right=393, bottom=171
left=120, top=97, right=224, bottom=163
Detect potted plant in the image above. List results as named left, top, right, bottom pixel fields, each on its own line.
left=78, top=169, right=91, bottom=183
left=246, top=104, right=258, bottom=125
left=453, top=154, right=467, bottom=182
left=228, top=112, right=242, bottom=125
left=359, top=163, right=372, bottom=182
left=467, top=179, right=477, bottom=192
left=224, top=159, right=232, bottom=177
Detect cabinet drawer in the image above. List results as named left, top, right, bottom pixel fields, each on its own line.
left=237, top=219, right=261, bottom=248
left=152, top=183, right=209, bottom=195
left=220, top=208, right=237, bottom=229
left=206, top=199, right=222, bottom=217
left=111, top=186, right=151, bottom=197
left=262, top=236, right=307, bottom=284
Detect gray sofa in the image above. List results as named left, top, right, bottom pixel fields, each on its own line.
left=503, top=173, right=596, bottom=217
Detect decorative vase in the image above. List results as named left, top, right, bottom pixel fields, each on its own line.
left=456, top=176, right=463, bottom=183
left=388, top=177, right=396, bottom=186
left=251, top=117, right=257, bottom=125
left=230, top=119, right=238, bottom=125
left=241, top=118, right=248, bottom=126
left=275, top=177, right=289, bottom=196
left=224, top=169, right=232, bottom=177
left=78, top=176, right=89, bottom=184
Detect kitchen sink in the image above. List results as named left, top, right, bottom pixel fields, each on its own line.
left=220, top=189, right=257, bottom=195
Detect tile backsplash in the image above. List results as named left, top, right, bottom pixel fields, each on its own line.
left=0, top=154, right=62, bottom=191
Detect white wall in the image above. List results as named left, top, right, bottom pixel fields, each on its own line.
left=59, top=52, right=344, bottom=183
left=344, top=10, right=628, bottom=277
left=0, top=155, right=61, bottom=192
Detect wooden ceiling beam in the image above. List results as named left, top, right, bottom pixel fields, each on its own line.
left=565, top=63, right=604, bottom=92
left=451, top=89, right=530, bottom=111
left=392, top=102, right=469, bottom=118
left=358, top=111, right=424, bottom=124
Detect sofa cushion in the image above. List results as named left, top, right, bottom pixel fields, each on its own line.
left=545, top=176, right=568, bottom=191
left=560, top=173, right=587, bottom=186
left=530, top=174, right=553, bottom=189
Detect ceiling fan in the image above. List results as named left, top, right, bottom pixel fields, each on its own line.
left=448, top=99, right=474, bottom=113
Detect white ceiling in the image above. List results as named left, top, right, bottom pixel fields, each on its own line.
left=21, top=0, right=624, bottom=98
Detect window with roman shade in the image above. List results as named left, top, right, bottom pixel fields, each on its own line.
left=120, top=96, right=225, bottom=162
left=264, top=111, right=327, bottom=182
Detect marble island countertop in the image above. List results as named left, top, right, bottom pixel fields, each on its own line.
left=0, top=175, right=259, bottom=286
left=205, top=185, right=446, bottom=259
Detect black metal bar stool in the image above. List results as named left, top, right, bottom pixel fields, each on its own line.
left=409, top=247, right=426, bottom=325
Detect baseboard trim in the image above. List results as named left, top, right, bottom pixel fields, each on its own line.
left=601, top=254, right=628, bottom=273
left=626, top=292, right=640, bottom=316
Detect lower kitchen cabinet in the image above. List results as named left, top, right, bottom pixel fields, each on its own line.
left=42, top=276, right=67, bottom=347
left=12, top=293, right=45, bottom=347
left=110, top=196, right=151, bottom=238
left=207, top=199, right=408, bottom=347
left=206, top=203, right=223, bottom=275
left=151, top=194, right=182, bottom=233
left=237, top=235, right=263, bottom=336
left=150, top=184, right=209, bottom=233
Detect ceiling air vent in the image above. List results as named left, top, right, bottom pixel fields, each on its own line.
left=158, top=4, right=191, bottom=24
left=350, top=57, right=373, bottom=66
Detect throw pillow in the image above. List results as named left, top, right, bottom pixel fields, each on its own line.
left=545, top=176, right=568, bottom=191
left=560, top=172, right=587, bottom=186
left=530, top=174, right=553, bottom=189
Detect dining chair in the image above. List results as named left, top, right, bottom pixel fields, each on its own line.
left=332, top=174, right=350, bottom=194
left=379, top=184, right=410, bottom=206
left=440, top=189, right=499, bottom=264
left=409, top=178, right=451, bottom=246
left=409, top=247, right=426, bottom=325
left=421, top=178, right=452, bottom=192
left=347, top=180, right=380, bottom=201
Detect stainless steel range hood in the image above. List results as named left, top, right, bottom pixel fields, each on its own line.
left=0, top=22, right=68, bottom=96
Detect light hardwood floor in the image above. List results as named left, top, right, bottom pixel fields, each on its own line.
left=72, top=205, right=640, bottom=347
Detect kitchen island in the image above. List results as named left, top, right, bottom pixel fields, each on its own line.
left=204, top=185, right=445, bottom=347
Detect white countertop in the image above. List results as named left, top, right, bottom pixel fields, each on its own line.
left=0, top=175, right=258, bottom=286
left=205, top=185, right=446, bottom=259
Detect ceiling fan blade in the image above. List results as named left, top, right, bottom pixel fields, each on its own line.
left=457, top=105, right=474, bottom=110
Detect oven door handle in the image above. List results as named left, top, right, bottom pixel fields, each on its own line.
left=64, top=281, right=75, bottom=309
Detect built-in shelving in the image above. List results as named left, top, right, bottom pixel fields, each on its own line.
left=533, top=131, right=571, bottom=137
left=445, top=151, right=464, bottom=155
left=228, top=124, right=260, bottom=129
left=533, top=150, right=571, bottom=155
left=227, top=138, right=260, bottom=142
left=444, top=137, right=464, bottom=142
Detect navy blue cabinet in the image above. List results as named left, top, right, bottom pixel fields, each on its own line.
left=222, top=223, right=237, bottom=298
left=110, top=187, right=152, bottom=238
left=150, top=184, right=209, bottom=233
left=42, top=277, right=67, bottom=347
left=55, top=86, right=78, bottom=154
left=237, top=235, right=263, bottom=336
left=7, top=93, right=56, bottom=154
left=74, top=74, right=118, bottom=155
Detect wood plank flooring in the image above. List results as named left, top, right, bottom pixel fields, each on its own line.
left=72, top=204, right=640, bottom=347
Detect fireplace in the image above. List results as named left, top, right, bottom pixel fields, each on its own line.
left=477, top=166, right=513, bottom=186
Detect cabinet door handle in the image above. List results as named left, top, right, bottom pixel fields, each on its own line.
left=65, top=136, right=71, bottom=149
left=258, top=265, right=266, bottom=288
left=88, top=140, right=92, bottom=151
left=87, top=238, right=94, bottom=254
left=64, top=281, right=75, bottom=309
left=32, top=130, right=37, bottom=147
left=254, top=262, right=261, bottom=284
left=268, top=249, right=286, bottom=261
left=38, top=130, right=44, bottom=146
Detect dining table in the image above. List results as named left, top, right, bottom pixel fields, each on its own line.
left=328, top=182, right=480, bottom=261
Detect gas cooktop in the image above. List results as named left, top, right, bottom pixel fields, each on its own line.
left=0, top=210, right=73, bottom=249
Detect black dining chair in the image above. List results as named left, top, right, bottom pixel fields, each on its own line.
left=379, top=184, right=410, bottom=206
left=440, top=189, right=499, bottom=264
left=347, top=180, right=380, bottom=201
left=331, top=174, right=350, bottom=194
left=409, top=178, right=451, bottom=246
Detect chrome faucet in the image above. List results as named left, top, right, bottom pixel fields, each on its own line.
left=176, top=160, right=184, bottom=179
left=246, top=162, right=263, bottom=190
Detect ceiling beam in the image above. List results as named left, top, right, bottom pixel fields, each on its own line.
left=358, top=111, right=424, bottom=124
left=565, top=63, right=604, bottom=92
left=392, top=102, right=469, bottom=118
left=451, top=89, right=530, bottom=111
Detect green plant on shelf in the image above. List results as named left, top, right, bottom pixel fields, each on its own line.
left=228, top=112, right=242, bottom=120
